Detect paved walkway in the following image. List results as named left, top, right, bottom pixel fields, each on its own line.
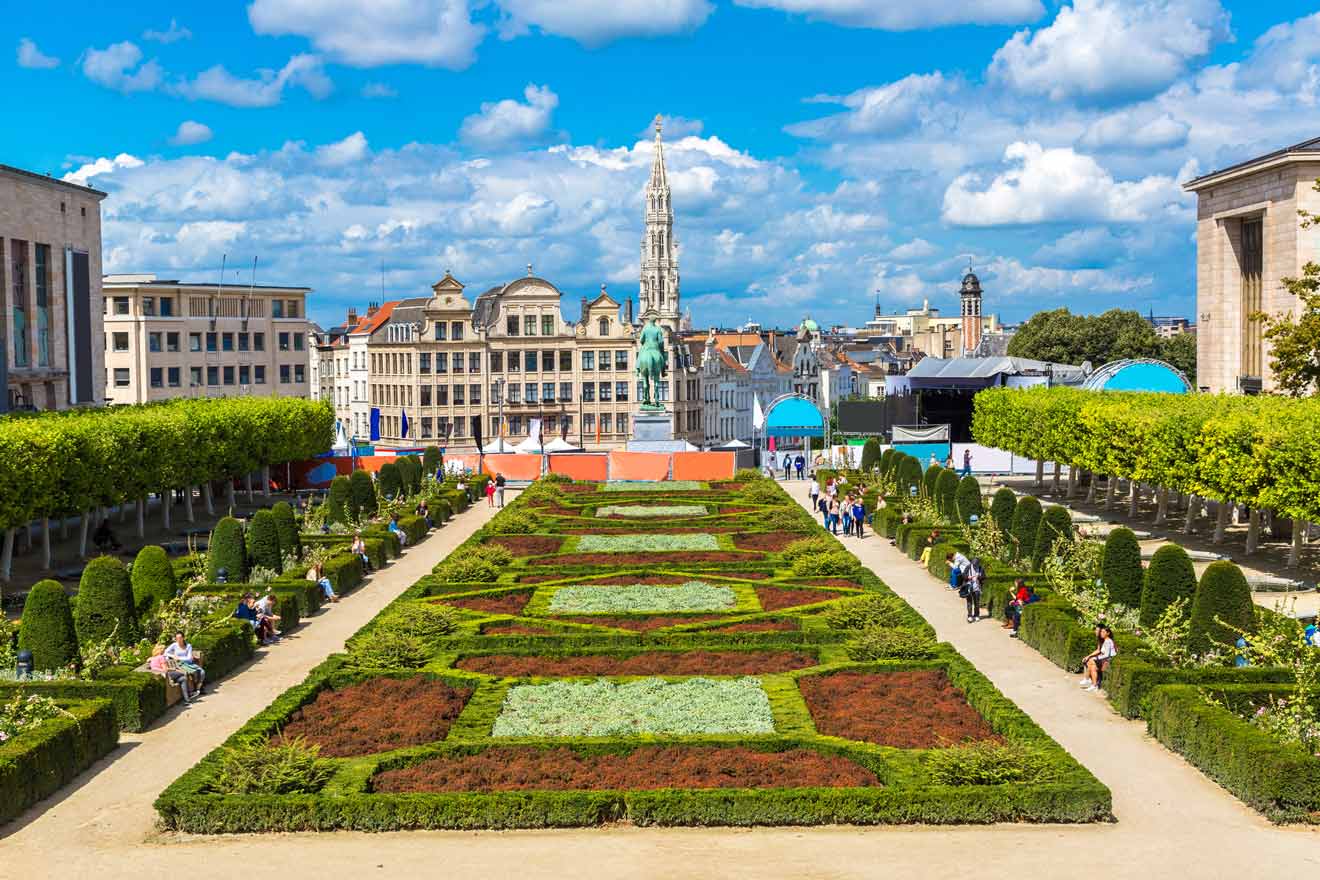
left=4, top=486, right=1316, bottom=880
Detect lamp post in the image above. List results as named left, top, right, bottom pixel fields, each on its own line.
left=495, top=377, right=506, bottom=453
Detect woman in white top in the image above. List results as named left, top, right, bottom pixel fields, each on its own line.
left=163, top=631, right=205, bottom=693
left=1082, top=625, right=1117, bottom=692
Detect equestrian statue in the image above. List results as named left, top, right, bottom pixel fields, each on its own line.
left=635, top=317, right=667, bottom=410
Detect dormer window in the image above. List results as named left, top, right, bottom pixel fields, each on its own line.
left=598, top=317, right=609, bottom=336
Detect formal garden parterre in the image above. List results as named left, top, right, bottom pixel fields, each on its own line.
left=155, top=472, right=1111, bottom=832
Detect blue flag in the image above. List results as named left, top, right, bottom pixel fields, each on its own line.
left=369, top=407, right=381, bottom=442
left=401, top=409, right=410, bottom=439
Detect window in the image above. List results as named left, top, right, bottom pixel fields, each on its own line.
left=617, top=413, right=628, bottom=435
left=490, top=351, right=503, bottom=372
left=599, top=352, right=611, bottom=371
left=615, top=350, right=628, bottom=370
left=434, top=321, right=446, bottom=341
left=254, top=332, right=265, bottom=351
left=451, top=322, right=464, bottom=341
left=206, top=332, right=217, bottom=352
left=506, top=315, right=519, bottom=335
left=272, top=299, right=285, bottom=319
left=239, top=365, right=250, bottom=385
left=508, top=350, right=521, bottom=372
left=437, top=385, right=449, bottom=405
left=148, top=332, right=162, bottom=353
left=524, top=315, right=537, bottom=336
left=582, top=383, right=595, bottom=402
left=526, top=383, right=538, bottom=404
left=559, top=382, right=572, bottom=402
left=294, top=333, right=305, bottom=351
left=584, top=413, right=596, bottom=434
left=469, top=352, right=480, bottom=373
left=419, top=353, right=431, bottom=374
left=559, top=350, right=572, bottom=371
left=599, top=382, right=612, bottom=402
left=159, top=296, right=174, bottom=317
left=582, top=351, right=595, bottom=370
left=190, top=366, right=202, bottom=387
left=207, top=366, right=219, bottom=386
left=421, top=417, right=433, bottom=439
left=286, top=299, right=300, bottom=318
left=470, top=384, right=481, bottom=405
left=112, top=332, right=130, bottom=352
left=542, top=314, right=554, bottom=336
left=524, top=351, right=537, bottom=372
left=114, top=368, right=131, bottom=387
left=489, top=416, right=499, bottom=437
left=541, top=350, right=555, bottom=372
left=223, top=366, right=235, bottom=386
left=189, top=332, right=202, bottom=352
left=601, top=413, right=613, bottom=434
left=436, top=352, right=448, bottom=373
left=237, top=332, right=249, bottom=352
left=168, top=367, right=181, bottom=387
left=615, top=381, right=629, bottom=401
left=150, top=367, right=163, bottom=388
left=143, top=296, right=156, bottom=316
left=453, top=384, right=465, bottom=405
left=453, top=352, right=466, bottom=374
left=279, top=332, right=290, bottom=351
left=543, top=382, right=555, bottom=403
left=598, top=317, right=609, bottom=336
left=222, top=332, right=234, bottom=352
left=280, top=365, right=291, bottom=384
left=113, top=297, right=130, bottom=315
left=508, top=384, right=521, bottom=403
left=294, top=364, right=306, bottom=384
left=166, top=332, right=180, bottom=352
left=511, top=416, right=523, bottom=435
left=421, top=385, right=431, bottom=406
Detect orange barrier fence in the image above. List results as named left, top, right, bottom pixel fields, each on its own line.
left=548, top=454, right=609, bottom=481
left=479, top=454, right=544, bottom=481
left=672, top=450, right=735, bottom=481
left=607, top=451, right=672, bottom=481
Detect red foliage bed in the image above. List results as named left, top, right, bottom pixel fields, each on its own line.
left=277, top=677, right=471, bottom=757
left=432, top=591, right=532, bottom=614
left=554, top=614, right=724, bottom=632
left=455, top=650, right=817, bottom=677
left=534, top=552, right=758, bottom=566
left=754, top=587, right=851, bottom=611
left=799, top=670, right=997, bottom=748
left=487, top=535, right=563, bottom=556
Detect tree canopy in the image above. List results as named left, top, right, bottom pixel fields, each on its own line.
left=1007, top=307, right=1194, bottom=377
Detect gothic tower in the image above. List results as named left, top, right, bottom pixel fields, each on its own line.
left=639, top=115, right=681, bottom=331
left=960, top=266, right=983, bottom=355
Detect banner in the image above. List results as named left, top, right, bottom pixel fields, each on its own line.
left=892, top=424, right=949, bottom=443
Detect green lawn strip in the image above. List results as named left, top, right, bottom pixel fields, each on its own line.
left=596, top=505, right=710, bottom=518
left=600, top=481, right=705, bottom=492
left=546, top=583, right=739, bottom=615
left=761, top=674, right=818, bottom=737
left=574, top=533, right=721, bottom=553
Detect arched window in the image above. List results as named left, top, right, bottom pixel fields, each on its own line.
left=598, top=317, right=609, bottom=336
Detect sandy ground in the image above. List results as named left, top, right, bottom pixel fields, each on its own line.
left=2, top=486, right=1316, bottom=880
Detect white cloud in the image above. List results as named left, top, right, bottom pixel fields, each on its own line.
left=1237, top=12, right=1320, bottom=98
left=1079, top=110, right=1189, bottom=151
left=63, top=153, right=144, bottom=186
left=733, top=0, right=1043, bottom=30
left=1031, top=227, right=1125, bottom=267
left=988, top=0, right=1231, bottom=102
left=942, top=141, right=1188, bottom=226
left=789, top=73, right=947, bottom=138
left=81, top=42, right=163, bottom=93
left=174, top=54, right=332, bottom=107
left=496, top=0, right=712, bottom=45
left=361, top=82, right=397, bottom=99
left=986, top=256, right=1153, bottom=296
left=247, top=0, right=484, bottom=69
left=143, top=19, right=192, bottom=43
left=889, top=238, right=938, bottom=261
left=316, top=132, right=369, bottom=166
left=169, top=120, right=213, bottom=146
left=459, top=83, right=559, bottom=148
left=17, top=37, right=59, bottom=69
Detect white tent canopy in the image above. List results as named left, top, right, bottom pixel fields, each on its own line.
left=543, top=437, right=580, bottom=452
left=513, top=436, right=543, bottom=454
left=331, top=421, right=351, bottom=453
left=716, top=439, right=751, bottom=449
left=481, top=438, right=516, bottom=454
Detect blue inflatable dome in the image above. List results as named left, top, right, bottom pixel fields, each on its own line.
left=1081, top=358, right=1192, bottom=394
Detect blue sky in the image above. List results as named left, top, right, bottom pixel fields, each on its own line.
left=9, top=1, right=1320, bottom=330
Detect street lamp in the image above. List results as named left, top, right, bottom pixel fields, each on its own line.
left=495, top=377, right=506, bottom=452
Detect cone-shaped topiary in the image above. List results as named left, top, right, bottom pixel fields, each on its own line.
left=247, top=509, right=283, bottom=574
left=897, top=455, right=922, bottom=498
left=936, top=469, right=959, bottom=518
left=271, top=500, right=300, bottom=561
left=327, top=475, right=350, bottom=524
left=405, top=454, right=424, bottom=494
left=879, top=448, right=894, bottom=478
left=989, top=487, right=1016, bottom=535
left=378, top=462, right=403, bottom=500
left=1189, top=560, right=1255, bottom=654
left=423, top=446, right=443, bottom=479
left=1009, top=496, right=1042, bottom=564
left=923, top=465, right=942, bottom=499
left=955, top=475, right=984, bottom=524
left=860, top=438, right=882, bottom=472
left=131, top=545, right=177, bottom=618
left=394, top=458, right=414, bottom=498
left=1139, top=544, right=1197, bottom=627
left=18, top=579, right=79, bottom=671
left=1101, top=528, right=1143, bottom=608
left=1031, top=505, right=1074, bottom=571
left=349, top=470, right=376, bottom=521
left=74, top=556, right=140, bottom=647
left=207, top=516, right=248, bottom=583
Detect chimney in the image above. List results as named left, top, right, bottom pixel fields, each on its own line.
left=581, top=296, right=588, bottom=320
left=625, top=297, right=634, bottom=324
left=346, top=306, right=358, bottom=326
left=367, top=301, right=378, bottom=317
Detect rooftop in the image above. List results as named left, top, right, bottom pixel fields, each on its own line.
left=103, top=273, right=311, bottom=292
left=1183, top=136, right=1320, bottom=190
left=0, top=163, right=107, bottom=198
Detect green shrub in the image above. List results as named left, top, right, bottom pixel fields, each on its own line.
left=1008, top=495, right=1041, bottom=564
left=0, top=698, right=118, bottom=825
left=130, top=545, right=177, bottom=618
left=1031, top=506, right=1074, bottom=571
left=1101, top=528, right=1143, bottom=608
left=208, top=736, right=333, bottom=796
left=378, top=462, right=403, bottom=500
left=782, top=535, right=836, bottom=564
left=271, top=501, right=300, bottom=561
left=347, top=628, right=429, bottom=668
left=936, top=469, right=959, bottom=518
left=487, top=509, right=539, bottom=535
left=18, top=579, right=80, bottom=671
left=925, top=740, right=1061, bottom=786
left=955, top=476, right=983, bottom=525
left=1189, top=561, right=1255, bottom=654
left=73, top=556, right=140, bottom=647
left=738, top=480, right=783, bottom=505
left=206, top=517, right=248, bottom=583
left=1140, top=545, right=1197, bottom=627
left=845, top=626, right=937, bottom=661
left=734, top=467, right=763, bottom=482
left=879, top=447, right=894, bottom=477
left=922, top=465, right=943, bottom=500
left=405, top=455, right=425, bottom=494
left=376, top=603, right=457, bottom=642
left=247, top=510, right=283, bottom=575
left=470, top=543, right=515, bottom=566
left=824, top=594, right=909, bottom=631
left=989, top=487, right=1016, bottom=535
left=422, top=446, right=443, bottom=478
left=896, top=455, right=922, bottom=497
left=349, top=470, right=376, bottom=521
left=433, top=555, right=499, bottom=582
left=790, top=551, right=858, bottom=577
left=860, top=438, right=882, bottom=472
left=326, top=476, right=350, bottom=524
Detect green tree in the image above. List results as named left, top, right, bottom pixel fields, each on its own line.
left=349, top=470, right=376, bottom=521
left=1031, top=506, right=1074, bottom=571
left=422, top=446, right=443, bottom=478
left=955, top=475, right=984, bottom=525
left=74, top=556, right=140, bottom=646
left=1158, top=333, right=1197, bottom=379
left=989, top=487, right=1017, bottom=535
left=404, top=454, right=424, bottom=494
left=1100, top=528, right=1143, bottom=608
left=378, top=462, right=403, bottom=499
left=1140, top=545, right=1197, bottom=627
left=271, top=500, right=301, bottom=561
left=923, top=464, right=943, bottom=500
left=1008, top=307, right=1162, bottom=366
left=897, top=455, right=922, bottom=497
left=207, top=516, right=248, bottom=583
left=247, top=509, right=283, bottom=574
left=936, top=469, right=959, bottom=519
left=1189, top=560, right=1255, bottom=654
left=860, top=438, right=882, bottom=472
left=327, top=475, right=350, bottom=525
left=130, top=545, right=177, bottom=617
left=18, top=579, right=79, bottom=671
left=1009, top=496, right=1042, bottom=564
left=1257, top=262, right=1320, bottom=396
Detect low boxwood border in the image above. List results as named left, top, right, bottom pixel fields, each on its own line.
left=0, top=698, right=119, bottom=826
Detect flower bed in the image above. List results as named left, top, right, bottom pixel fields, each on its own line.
left=491, top=677, right=775, bottom=737
left=596, top=505, right=709, bottom=518
left=487, top=535, right=564, bottom=556
left=433, top=592, right=532, bottom=615
left=575, top=534, right=720, bottom=553
left=372, top=744, right=878, bottom=793
left=534, top=551, right=755, bottom=566
left=549, top=583, right=736, bottom=614
left=755, top=587, right=852, bottom=611
left=732, top=533, right=802, bottom=551
left=602, top=481, right=703, bottom=492
left=278, top=677, right=472, bottom=757
left=799, top=670, right=997, bottom=748
left=556, top=615, right=724, bottom=632
left=456, top=650, right=817, bottom=677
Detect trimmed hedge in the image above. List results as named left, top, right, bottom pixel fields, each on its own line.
left=1030, top=506, right=1073, bottom=572
left=0, top=698, right=119, bottom=826
left=327, top=476, right=350, bottom=524
left=207, top=517, right=248, bottom=583
left=860, top=438, right=881, bottom=472
left=1188, top=561, right=1254, bottom=655
left=423, top=446, right=443, bottom=477
left=1139, top=545, right=1196, bottom=627
left=935, top=469, right=959, bottom=518
left=248, top=510, right=284, bottom=574
left=955, top=476, right=983, bottom=525
left=0, top=673, right=166, bottom=732
left=989, top=488, right=1016, bottom=535
left=1008, top=496, right=1041, bottom=565
left=131, top=545, right=178, bottom=617
left=18, top=579, right=80, bottom=671
left=272, top=501, right=301, bottom=561
left=74, top=556, right=140, bottom=647
left=896, top=456, right=922, bottom=497
left=1103, top=655, right=1292, bottom=719
left=1100, top=528, right=1143, bottom=609
left=349, top=470, right=376, bottom=521
left=378, top=462, right=403, bottom=500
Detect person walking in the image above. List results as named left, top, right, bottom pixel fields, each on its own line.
left=852, top=495, right=866, bottom=538
left=485, top=478, right=496, bottom=507
left=827, top=496, right=841, bottom=535
left=962, top=449, right=973, bottom=478
left=794, top=453, right=805, bottom=480
left=495, top=472, right=506, bottom=507
left=841, top=494, right=854, bottom=536
left=809, top=474, right=820, bottom=509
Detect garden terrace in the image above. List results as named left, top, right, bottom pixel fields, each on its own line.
left=157, top=476, right=1111, bottom=831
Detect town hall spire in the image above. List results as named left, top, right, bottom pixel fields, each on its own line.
left=639, top=114, right=680, bottom=331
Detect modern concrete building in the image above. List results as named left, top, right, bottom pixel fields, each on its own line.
left=101, top=274, right=312, bottom=404
left=0, top=163, right=106, bottom=412
left=1183, top=137, right=1320, bottom=393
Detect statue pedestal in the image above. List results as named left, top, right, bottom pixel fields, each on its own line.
left=632, top=408, right=673, bottom=443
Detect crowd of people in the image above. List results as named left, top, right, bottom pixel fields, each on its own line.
left=807, top=472, right=876, bottom=539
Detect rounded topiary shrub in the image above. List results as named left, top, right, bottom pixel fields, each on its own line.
left=923, top=465, right=943, bottom=500
left=378, top=462, right=403, bottom=500
left=936, top=469, right=959, bottom=519
left=405, top=454, right=424, bottom=494
left=423, top=446, right=443, bottom=478
left=1009, top=496, right=1042, bottom=563
left=131, top=545, right=177, bottom=617
left=1139, top=544, right=1197, bottom=627
left=349, top=470, right=377, bottom=521
left=327, top=475, right=351, bottom=525
left=271, top=500, right=301, bottom=561
left=207, top=516, right=248, bottom=583
left=1101, top=528, right=1143, bottom=608
left=1031, top=506, right=1074, bottom=571
left=955, top=476, right=984, bottom=525
left=860, top=438, right=882, bottom=472
left=74, top=556, right=140, bottom=647
left=897, top=455, right=922, bottom=498
left=1189, top=560, right=1255, bottom=654
left=880, top=448, right=894, bottom=478
left=18, top=579, right=79, bottom=671
left=989, top=487, right=1016, bottom=535
left=247, top=509, right=283, bottom=574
